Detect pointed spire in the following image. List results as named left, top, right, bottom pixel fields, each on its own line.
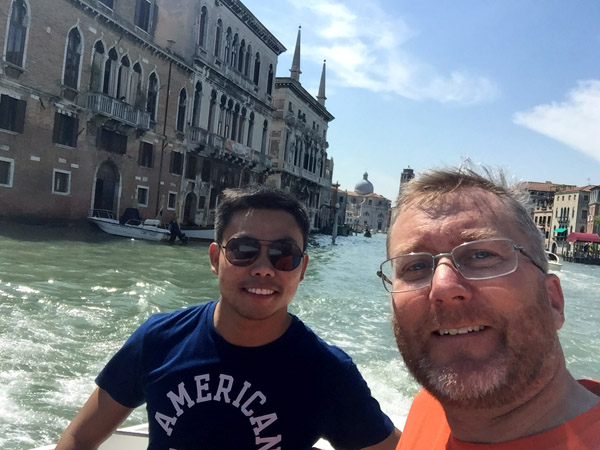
left=317, top=59, right=327, bottom=106
left=290, top=25, right=302, bottom=81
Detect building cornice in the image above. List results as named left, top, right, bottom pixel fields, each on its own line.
left=220, top=0, right=286, bottom=55
left=275, top=77, right=334, bottom=121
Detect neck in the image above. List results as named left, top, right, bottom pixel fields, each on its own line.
left=445, top=364, right=599, bottom=443
left=213, top=301, right=292, bottom=347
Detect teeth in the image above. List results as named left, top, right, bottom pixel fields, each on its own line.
left=246, top=288, right=274, bottom=295
left=437, top=325, right=485, bottom=336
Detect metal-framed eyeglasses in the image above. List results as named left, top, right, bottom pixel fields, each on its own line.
left=219, top=236, right=304, bottom=272
left=377, top=238, right=545, bottom=293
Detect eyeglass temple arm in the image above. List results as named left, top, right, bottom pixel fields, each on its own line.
left=376, top=270, right=393, bottom=286
left=515, top=245, right=546, bottom=274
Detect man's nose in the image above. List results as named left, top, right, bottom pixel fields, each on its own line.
left=428, top=256, right=472, bottom=303
left=250, top=247, right=275, bottom=277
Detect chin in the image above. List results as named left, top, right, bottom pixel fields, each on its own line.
left=422, top=362, right=508, bottom=408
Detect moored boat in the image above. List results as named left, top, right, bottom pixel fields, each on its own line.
left=180, top=226, right=215, bottom=242
left=88, top=209, right=170, bottom=242
left=546, top=251, right=562, bottom=271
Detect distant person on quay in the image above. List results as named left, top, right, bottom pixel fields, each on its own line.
left=56, top=185, right=400, bottom=449
left=378, top=166, right=599, bottom=449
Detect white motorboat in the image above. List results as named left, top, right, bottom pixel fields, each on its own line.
left=180, top=227, right=214, bottom=242
left=33, top=423, right=334, bottom=449
left=88, top=209, right=170, bottom=242
left=546, top=251, right=562, bottom=271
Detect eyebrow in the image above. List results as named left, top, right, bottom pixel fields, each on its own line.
left=392, top=229, right=503, bottom=255
left=231, top=235, right=300, bottom=245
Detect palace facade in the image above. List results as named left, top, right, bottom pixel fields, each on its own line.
left=0, top=0, right=334, bottom=231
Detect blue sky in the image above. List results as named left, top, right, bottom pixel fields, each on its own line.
left=242, top=0, right=600, bottom=202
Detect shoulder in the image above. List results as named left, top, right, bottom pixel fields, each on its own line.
left=288, top=315, right=353, bottom=367
left=579, top=378, right=600, bottom=396
left=138, top=301, right=215, bottom=340
left=398, top=390, right=449, bottom=450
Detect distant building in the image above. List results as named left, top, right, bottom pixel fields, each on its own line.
left=549, top=186, right=594, bottom=254
left=522, top=181, right=572, bottom=250
left=267, top=27, right=334, bottom=231
left=398, top=167, right=415, bottom=199
left=587, top=187, right=600, bottom=234
left=344, top=172, right=391, bottom=232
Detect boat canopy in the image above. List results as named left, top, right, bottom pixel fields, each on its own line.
left=566, top=232, right=600, bottom=243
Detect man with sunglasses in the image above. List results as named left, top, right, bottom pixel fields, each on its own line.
left=381, top=167, right=599, bottom=449
left=56, top=186, right=399, bottom=450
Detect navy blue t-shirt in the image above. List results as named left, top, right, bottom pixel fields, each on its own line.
left=96, top=301, right=394, bottom=449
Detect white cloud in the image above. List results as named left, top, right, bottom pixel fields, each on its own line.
left=513, top=80, right=600, bottom=159
left=286, top=0, right=498, bottom=105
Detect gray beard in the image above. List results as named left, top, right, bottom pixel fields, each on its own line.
left=393, top=295, right=559, bottom=409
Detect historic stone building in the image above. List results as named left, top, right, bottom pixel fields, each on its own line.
left=154, top=0, right=285, bottom=227
left=344, top=172, right=391, bottom=233
left=549, top=186, right=594, bottom=254
left=0, top=0, right=285, bottom=228
left=267, top=27, right=334, bottom=231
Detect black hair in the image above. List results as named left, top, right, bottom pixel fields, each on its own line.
left=214, top=185, right=310, bottom=250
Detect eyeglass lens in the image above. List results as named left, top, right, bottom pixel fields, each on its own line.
left=380, top=239, right=519, bottom=293
left=224, top=237, right=303, bottom=271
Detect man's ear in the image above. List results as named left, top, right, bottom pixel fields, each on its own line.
left=545, top=273, right=565, bottom=330
left=209, top=242, right=220, bottom=275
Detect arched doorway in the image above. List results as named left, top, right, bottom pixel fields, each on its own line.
left=183, top=192, right=197, bottom=225
left=93, top=160, right=120, bottom=214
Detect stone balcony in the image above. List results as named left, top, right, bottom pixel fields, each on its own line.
left=87, top=93, right=151, bottom=129
left=187, top=125, right=270, bottom=171
left=282, top=161, right=331, bottom=187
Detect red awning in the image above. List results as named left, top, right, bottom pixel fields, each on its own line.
left=566, top=232, right=600, bottom=243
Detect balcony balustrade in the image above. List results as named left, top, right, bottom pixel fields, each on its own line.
left=187, top=126, right=209, bottom=145
left=88, top=93, right=150, bottom=129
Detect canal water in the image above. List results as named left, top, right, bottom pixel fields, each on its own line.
left=0, top=222, right=598, bottom=449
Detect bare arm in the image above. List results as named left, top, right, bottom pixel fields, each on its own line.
left=361, top=428, right=401, bottom=450
left=55, top=387, right=134, bottom=450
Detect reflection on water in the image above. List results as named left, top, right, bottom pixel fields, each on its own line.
left=0, top=223, right=598, bottom=449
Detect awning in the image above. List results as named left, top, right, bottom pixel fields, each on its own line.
left=554, top=228, right=567, bottom=233
left=566, top=232, right=600, bottom=243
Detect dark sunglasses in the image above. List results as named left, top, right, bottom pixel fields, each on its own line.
left=220, top=237, right=304, bottom=271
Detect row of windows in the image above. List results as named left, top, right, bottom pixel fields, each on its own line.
left=0, top=90, right=265, bottom=162
left=4, top=1, right=271, bottom=151
left=555, top=194, right=589, bottom=202
left=0, top=156, right=181, bottom=210
left=4, top=0, right=156, bottom=73
left=0, top=158, right=71, bottom=195
left=198, top=6, right=273, bottom=93
left=0, top=154, right=223, bottom=216
left=137, top=186, right=176, bottom=209
left=555, top=207, right=587, bottom=220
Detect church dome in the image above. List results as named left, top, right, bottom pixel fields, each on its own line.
left=354, top=172, right=374, bottom=195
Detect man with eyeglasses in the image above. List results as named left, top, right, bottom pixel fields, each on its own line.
left=380, top=167, right=599, bottom=449
left=56, top=185, right=399, bottom=450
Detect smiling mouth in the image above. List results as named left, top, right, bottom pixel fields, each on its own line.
left=245, top=288, right=275, bottom=295
left=436, top=325, right=486, bottom=336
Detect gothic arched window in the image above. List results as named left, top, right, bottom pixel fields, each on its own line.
left=6, top=0, right=29, bottom=67
left=176, top=88, right=187, bottom=132
left=63, top=27, right=82, bottom=89
left=198, top=6, right=208, bottom=47
left=146, top=72, right=159, bottom=121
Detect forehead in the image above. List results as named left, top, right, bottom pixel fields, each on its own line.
left=224, top=208, right=303, bottom=244
left=390, top=189, right=521, bottom=253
